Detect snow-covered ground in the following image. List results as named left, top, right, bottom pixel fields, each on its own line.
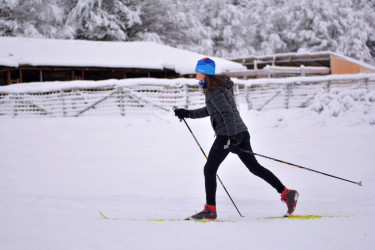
left=0, top=106, right=374, bottom=250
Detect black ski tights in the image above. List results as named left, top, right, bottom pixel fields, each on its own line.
left=204, top=131, right=285, bottom=205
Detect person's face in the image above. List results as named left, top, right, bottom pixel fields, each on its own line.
left=195, top=72, right=205, bottom=81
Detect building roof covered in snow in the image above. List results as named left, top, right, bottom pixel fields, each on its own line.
left=0, top=37, right=246, bottom=85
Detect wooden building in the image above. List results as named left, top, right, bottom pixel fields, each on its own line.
left=0, top=37, right=245, bottom=86
left=227, top=52, right=375, bottom=79
left=0, top=65, right=179, bottom=85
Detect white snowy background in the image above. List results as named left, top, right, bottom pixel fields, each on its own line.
left=0, top=101, right=374, bottom=249
left=1, top=0, right=375, bottom=249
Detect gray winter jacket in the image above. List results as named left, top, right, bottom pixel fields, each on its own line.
left=188, top=76, right=248, bottom=136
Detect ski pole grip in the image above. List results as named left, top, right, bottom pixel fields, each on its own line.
left=172, top=106, right=182, bottom=122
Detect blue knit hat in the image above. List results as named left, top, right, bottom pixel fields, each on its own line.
left=195, top=57, right=216, bottom=75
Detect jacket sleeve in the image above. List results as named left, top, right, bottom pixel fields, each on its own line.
left=209, top=89, right=237, bottom=136
left=189, top=107, right=209, bottom=119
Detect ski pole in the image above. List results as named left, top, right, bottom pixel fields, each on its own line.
left=231, top=147, right=363, bottom=186
left=173, top=106, right=245, bottom=217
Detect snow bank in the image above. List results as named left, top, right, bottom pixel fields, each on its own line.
left=309, top=88, right=375, bottom=125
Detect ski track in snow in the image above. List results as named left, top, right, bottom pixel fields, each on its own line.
left=0, top=108, right=374, bottom=250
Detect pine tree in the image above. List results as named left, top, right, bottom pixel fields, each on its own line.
left=0, top=0, right=72, bottom=38
left=66, top=0, right=141, bottom=41
left=277, top=0, right=375, bottom=64
left=194, top=0, right=256, bottom=57
left=130, top=0, right=212, bottom=55
left=0, top=0, right=374, bottom=64
left=255, top=0, right=288, bottom=55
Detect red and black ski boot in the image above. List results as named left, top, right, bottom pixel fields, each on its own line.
left=186, top=204, right=217, bottom=220
left=281, top=188, right=299, bottom=216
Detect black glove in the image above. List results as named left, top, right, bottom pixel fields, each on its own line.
left=226, top=136, right=241, bottom=154
left=174, top=108, right=190, bottom=119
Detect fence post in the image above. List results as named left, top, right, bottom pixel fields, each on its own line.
left=60, top=90, right=66, bottom=117
left=12, top=93, right=17, bottom=117
left=235, top=83, right=240, bottom=111
left=184, top=84, right=189, bottom=109
left=117, top=87, right=126, bottom=116
left=284, top=83, right=293, bottom=109
left=245, top=85, right=253, bottom=110
left=326, top=81, right=331, bottom=92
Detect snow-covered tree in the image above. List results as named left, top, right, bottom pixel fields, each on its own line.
left=130, top=0, right=212, bottom=55
left=66, top=0, right=141, bottom=41
left=267, top=0, right=375, bottom=64
left=0, top=0, right=73, bottom=38
left=195, top=0, right=248, bottom=57
left=251, top=0, right=288, bottom=55
left=1, top=0, right=374, bottom=64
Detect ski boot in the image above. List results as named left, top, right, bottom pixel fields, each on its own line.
left=281, top=188, right=299, bottom=216
left=186, top=204, right=217, bottom=220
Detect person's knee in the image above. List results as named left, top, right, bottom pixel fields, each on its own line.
left=204, top=164, right=217, bottom=177
left=248, top=163, right=264, bottom=176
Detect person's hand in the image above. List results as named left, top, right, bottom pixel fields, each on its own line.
left=226, top=136, right=241, bottom=154
left=174, top=108, right=190, bottom=119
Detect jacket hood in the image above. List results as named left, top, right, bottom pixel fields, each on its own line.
left=221, top=76, right=234, bottom=90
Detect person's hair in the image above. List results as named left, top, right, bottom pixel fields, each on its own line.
left=205, top=74, right=230, bottom=92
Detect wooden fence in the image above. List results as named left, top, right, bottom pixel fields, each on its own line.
left=0, top=74, right=374, bottom=118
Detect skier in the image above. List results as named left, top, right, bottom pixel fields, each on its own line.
left=174, top=57, right=299, bottom=220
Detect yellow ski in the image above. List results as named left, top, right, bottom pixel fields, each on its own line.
left=262, top=215, right=347, bottom=219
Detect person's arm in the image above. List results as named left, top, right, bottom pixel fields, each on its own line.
left=189, top=107, right=209, bottom=119
left=174, top=106, right=209, bottom=119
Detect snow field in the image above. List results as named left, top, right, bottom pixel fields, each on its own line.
left=0, top=107, right=374, bottom=250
